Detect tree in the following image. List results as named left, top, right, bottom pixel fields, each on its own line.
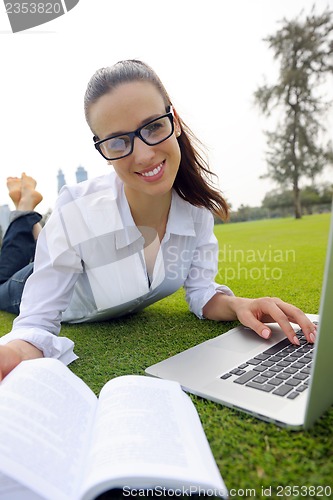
left=254, top=7, right=333, bottom=218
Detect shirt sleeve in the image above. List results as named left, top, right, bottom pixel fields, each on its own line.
left=184, top=210, right=234, bottom=319
left=0, top=187, right=82, bottom=364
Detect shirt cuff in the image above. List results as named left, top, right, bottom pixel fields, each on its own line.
left=197, top=283, right=234, bottom=319
left=0, top=328, right=78, bottom=365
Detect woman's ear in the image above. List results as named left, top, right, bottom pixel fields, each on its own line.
left=172, top=108, right=182, bottom=137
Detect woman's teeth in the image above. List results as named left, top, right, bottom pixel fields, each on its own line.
left=141, top=163, right=163, bottom=177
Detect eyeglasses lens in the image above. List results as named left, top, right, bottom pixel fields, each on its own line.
left=100, top=136, right=131, bottom=160
left=140, top=116, right=172, bottom=145
left=99, top=114, right=173, bottom=160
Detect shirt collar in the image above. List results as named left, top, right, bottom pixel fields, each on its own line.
left=165, top=190, right=196, bottom=237
left=116, top=183, right=196, bottom=249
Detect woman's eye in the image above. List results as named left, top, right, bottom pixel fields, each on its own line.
left=108, top=136, right=129, bottom=151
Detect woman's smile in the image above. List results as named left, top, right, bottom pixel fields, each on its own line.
left=135, top=160, right=166, bottom=182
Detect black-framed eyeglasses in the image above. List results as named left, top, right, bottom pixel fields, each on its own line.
left=93, top=106, right=174, bottom=161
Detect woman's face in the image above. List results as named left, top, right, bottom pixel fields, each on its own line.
left=88, top=81, right=181, bottom=202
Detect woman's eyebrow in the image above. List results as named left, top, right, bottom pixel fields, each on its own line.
left=104, top=112, right=164, bottom=138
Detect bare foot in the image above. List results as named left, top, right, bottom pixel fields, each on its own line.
left=6, top=176, right=22, bottom=209
left=17, top=172, right=43, bottom=211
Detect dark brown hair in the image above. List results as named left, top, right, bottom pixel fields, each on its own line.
left=84, top=60, right=229, bottom=220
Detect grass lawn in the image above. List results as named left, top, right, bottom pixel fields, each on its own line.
left=0, top=212, right=332, bottom=498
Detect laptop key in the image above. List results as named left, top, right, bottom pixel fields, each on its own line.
left=254, top=353, right=270, bottom=361
left=292, top=362, right=305, bottom=369
left=270, top=366, right=283, bottom=373
left=269, top=378, right=283, bottom=386
left=277, top=361, right=289, bottom=368
left=275, top=351, right=289, bottom=358
left=276, top=372, right=290, bottom=380
left=247, top=358, right=262, bottom=366
left=262, top=360, right=275, bottom=367
left=220, top=373, right=232, bottom=380
left=246, top=381, right=275, bottom=392
left=253, top=365, right=267, bottom=372
left=253, top=376, right=269, bottom=384
left=230, top=368, right=246, bottom=375
left=291, top=352, right=303, bottom=358
left=234, top=370, right=257, bottom=384
left=294, top=372, right=308, bottom=380
left=296, top=384, right=308, bottom=392
left=296, top=358, right=308, bottom=365
left=273, top=385, right=293, bottom=396
left=285, top=378, right=301, bottom=387
left=284, top=367, right=298, bottom=374
left=285, top=356, right=298, bottom=363
left=268, top=355, right=283, bottom=362
left=287, top=392, right=300, bottom=400
left=263, top=338, right=290, bottom=354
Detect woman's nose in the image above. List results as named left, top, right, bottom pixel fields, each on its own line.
left=132, top=137, right=156, bottom=165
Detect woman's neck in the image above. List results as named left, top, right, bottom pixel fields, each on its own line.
left=125, top=187, right=172, bottom=240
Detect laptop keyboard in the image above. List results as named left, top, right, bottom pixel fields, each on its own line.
left=220, top=330, right=315, bottom=399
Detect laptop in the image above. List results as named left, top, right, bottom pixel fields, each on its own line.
left=146, top=209, right=333, bottom=429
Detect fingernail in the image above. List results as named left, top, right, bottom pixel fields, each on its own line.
left=310, top=332, right=316, bottom=343
left=293, top=335, right=300, bottom=346
left=262, top=328, right=270, bottom=339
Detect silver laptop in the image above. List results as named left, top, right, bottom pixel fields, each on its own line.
left=146, top=209, right=333, bottom=429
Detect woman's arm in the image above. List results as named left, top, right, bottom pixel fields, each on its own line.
left=184, top=208, right=317, bottom=345
left=0, top=189, right=83, bottom=378
left=0, top=341, right=43, bottom=381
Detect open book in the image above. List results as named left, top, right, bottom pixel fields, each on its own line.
left=0, top=358, right=228, bottom=500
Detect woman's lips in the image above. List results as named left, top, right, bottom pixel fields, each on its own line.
left=136, top=161, right=165, bottom=182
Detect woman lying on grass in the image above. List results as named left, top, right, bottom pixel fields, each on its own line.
left=0, top=60, right=317, bottom=379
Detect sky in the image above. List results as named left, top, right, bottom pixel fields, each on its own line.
left=0, top=0, right=332, bottom=214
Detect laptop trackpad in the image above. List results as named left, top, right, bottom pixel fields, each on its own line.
left=209, top=325, right=285, bottom=353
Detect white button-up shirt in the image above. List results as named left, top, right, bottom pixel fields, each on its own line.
left=0, top=172, right=232, bottom=364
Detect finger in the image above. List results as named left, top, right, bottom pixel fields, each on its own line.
left=241, top=300, right=300, bottom=345
left=271, top=298, right=317, bottom=343
left=237, top=309, right=276, bottom=341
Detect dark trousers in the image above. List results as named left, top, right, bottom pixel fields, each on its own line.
left=0, top=212, right=41, bottom=314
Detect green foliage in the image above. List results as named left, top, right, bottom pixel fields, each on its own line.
left=262, top=182, right=332, bottom=212
left=254, top=8, right=333, bottom=219
left=0, top=214, right=332, bottom=494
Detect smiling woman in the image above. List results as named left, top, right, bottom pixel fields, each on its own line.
left=0, top=59, right=317, bottom=380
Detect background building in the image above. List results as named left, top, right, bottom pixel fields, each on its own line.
left=75, top=166, right=88, bottom=183
left=57, top=169, right=66, bottom=193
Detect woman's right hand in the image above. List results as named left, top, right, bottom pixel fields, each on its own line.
left=0, top=341, right=43, bottom=381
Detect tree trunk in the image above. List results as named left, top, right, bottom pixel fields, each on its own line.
left=291, top=100, right=302, bottom=219
left=293, top=183, right=302, bottom=219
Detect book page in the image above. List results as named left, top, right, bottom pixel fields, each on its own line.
left=0, top=358, right=97, bottom=500
left=0, top=472, right=44, bottom=500
left=80, top=375, right=227, bottom=500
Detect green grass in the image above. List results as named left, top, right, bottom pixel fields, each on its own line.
left=0, top=213, right=332, bottom=499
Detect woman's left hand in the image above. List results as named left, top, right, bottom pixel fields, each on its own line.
left=232, top=296, right=317, bottom=346
left=203, top=294, right=317, bottom=345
